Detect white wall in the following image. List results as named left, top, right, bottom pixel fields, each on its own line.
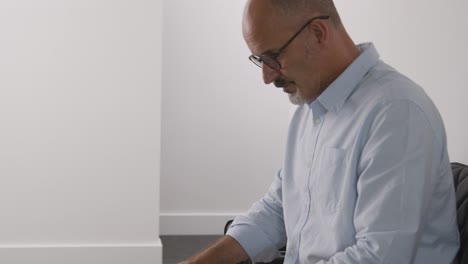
left=161, top=0, right=468, bottom=235
left=0, top=1, right=162, bottom=263
left=161, top=0, right=291, bottom=235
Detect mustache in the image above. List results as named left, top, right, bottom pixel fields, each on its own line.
left=274, top=78, right=292, bottom=88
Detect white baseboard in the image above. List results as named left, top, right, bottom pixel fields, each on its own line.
left=0, top=240, right=162, bottom=264
left=160, top=213, right=241, bottom=235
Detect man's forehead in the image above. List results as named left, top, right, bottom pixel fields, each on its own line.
left=243, top=21, right=283, bottom=56
left=242, top=1, right=291, bottom=54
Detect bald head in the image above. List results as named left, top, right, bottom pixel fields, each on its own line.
left=243, top=0, right=341, bottom=42
left=270, top=0, right=341, bottom=26
left=242, top=0, right=342, bottom=55
left=243, top=0, right=281, bottom=30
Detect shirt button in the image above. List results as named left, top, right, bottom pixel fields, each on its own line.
left=314, top=118, right=321, bottom=125
left=289, top=247, right=296, bottom=256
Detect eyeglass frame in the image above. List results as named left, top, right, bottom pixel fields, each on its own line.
left=248, top=15, right=330, bottom=70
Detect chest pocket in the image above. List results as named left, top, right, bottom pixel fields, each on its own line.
left=313, top=147, right=348, bottom=212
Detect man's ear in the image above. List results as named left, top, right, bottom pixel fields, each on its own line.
left=310, top=20, right=328, bottom=46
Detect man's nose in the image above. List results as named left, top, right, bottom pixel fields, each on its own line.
left=262, top=64, right=281, bottom=85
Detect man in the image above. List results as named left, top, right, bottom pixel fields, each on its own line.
left=180, top=0, right=460, bottom=263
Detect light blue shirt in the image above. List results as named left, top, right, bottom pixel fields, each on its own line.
left=227, top=43, right=460, bottom=263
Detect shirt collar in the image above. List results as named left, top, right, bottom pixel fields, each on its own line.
left=309, top=42, right=380, bottom=112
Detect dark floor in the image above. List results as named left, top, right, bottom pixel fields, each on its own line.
left=161, top=235, right=223, bottom=264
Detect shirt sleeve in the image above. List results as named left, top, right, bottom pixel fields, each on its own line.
left=318, top=99, right=440, bottom=264
left=226, top=169, right=287, bottom=262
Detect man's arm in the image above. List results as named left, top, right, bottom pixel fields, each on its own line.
left=226, top=169, right=287, bottom=262
left=181, top=168, right=287, bottom=263
left=178, top=235, right=250, bottom=264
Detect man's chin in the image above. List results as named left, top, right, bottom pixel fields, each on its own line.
left=288, top=92, right=308, bottom=106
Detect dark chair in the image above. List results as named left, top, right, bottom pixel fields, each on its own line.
left=452, top=162, right=468, bottom=264
left=225, top=162, right=468, bottom=264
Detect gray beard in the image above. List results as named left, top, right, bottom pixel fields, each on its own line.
left=288, top=89, right=308, bottom=105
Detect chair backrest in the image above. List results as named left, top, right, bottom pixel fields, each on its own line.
left=452, top=162, right=468, bottom=264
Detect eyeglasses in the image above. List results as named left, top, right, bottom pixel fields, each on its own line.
left=248, top=15, right=330, bottom=70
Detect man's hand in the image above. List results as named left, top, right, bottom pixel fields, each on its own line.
left=177, top=235, right=250, bottom=264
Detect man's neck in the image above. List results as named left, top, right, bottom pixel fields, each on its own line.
left=320, top=34, right=361, bottom=91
